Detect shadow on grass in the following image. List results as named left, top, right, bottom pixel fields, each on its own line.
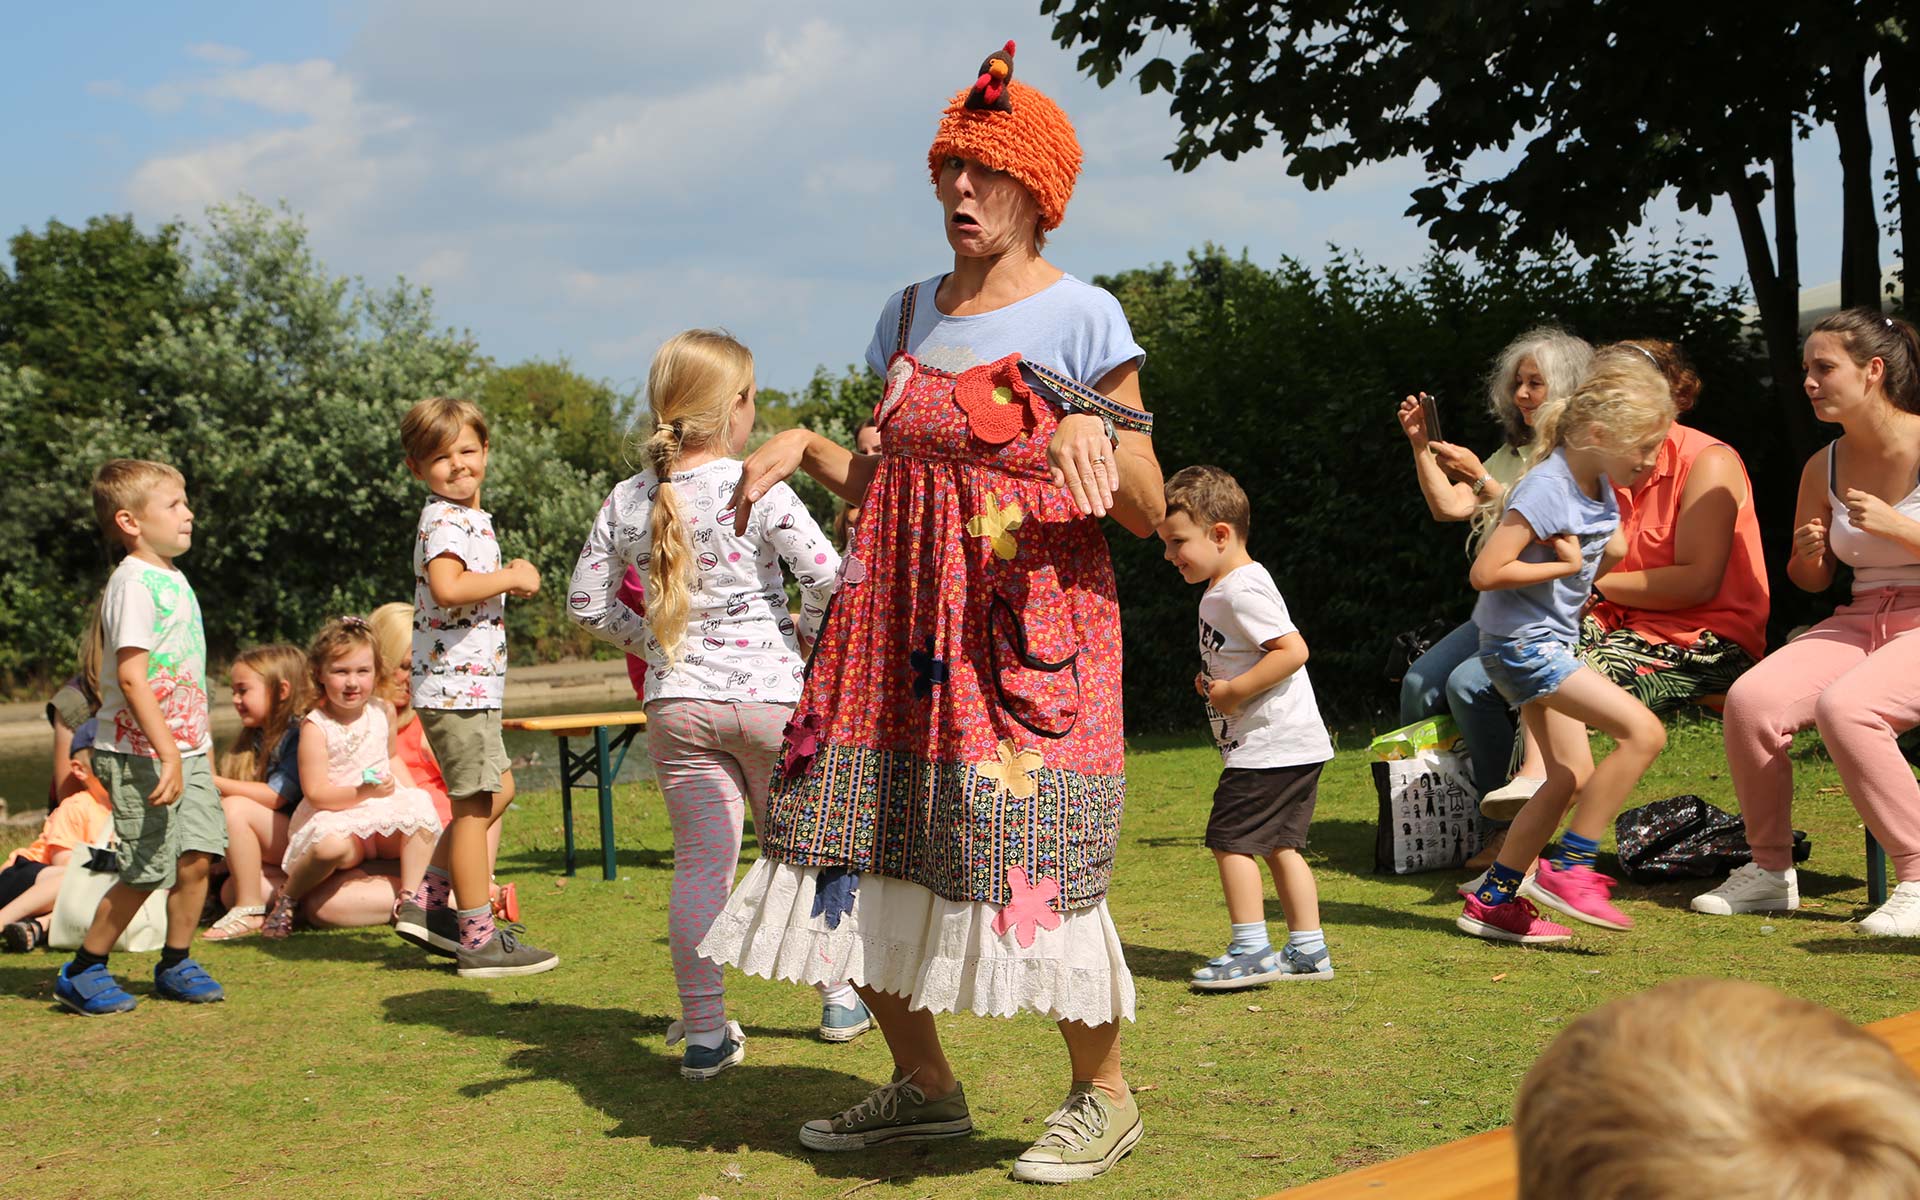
left=1798, top=936, right=1920, bottom=956
left=1630, top=867, right=1864, bottom=913
left=381, top=989, right=1029, bottom=1178
left=496, top=845, right=676, bottom=874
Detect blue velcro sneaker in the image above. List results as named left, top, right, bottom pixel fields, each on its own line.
left=54, top=962, right=139, bottom=1016
left=154, top=957, right=226, bottom=1003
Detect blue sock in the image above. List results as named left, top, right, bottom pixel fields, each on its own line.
left=1474, top=862, right=1525, bottom=907
left=1287, top=928, right=1327, bottom=957
left=1557, top=831, right=1599, bottom=871
left=1228, top=920, right=1269, bottom=955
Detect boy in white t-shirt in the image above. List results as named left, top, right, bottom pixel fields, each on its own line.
left=1157, top=466, right=1336, bottom=989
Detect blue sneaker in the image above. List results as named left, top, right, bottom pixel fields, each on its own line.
left=679, top=1019, right=747, bottom=1081
left=819, top=998, right=873, bottom=1043
left=153, top=957, right=225, bottom=1003
left=1190, top=945, right=1281, bottom=991
left=54, top=962, right=138, bottom=1016
left=1278, top=943, right=1335, bottom=981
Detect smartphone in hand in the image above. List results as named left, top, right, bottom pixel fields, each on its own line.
left=1418, top=393, right=1443, bottom=444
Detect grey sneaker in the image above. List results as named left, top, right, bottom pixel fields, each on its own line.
left=1189, top=945, right=1280, bottom=991
left=455, top=928, right=559, bottom=979
left=798, top=1072, right=973, bottom=1151
left=394, top=899, right=461, bottom=958
left=680, top=1020, right=747, bottom=1081
left=1691, top=864, right=1798, bottom=916
left=819, top=998, right=873, bottom=1043
left=1009, top=1083, right=1144, bottom=1184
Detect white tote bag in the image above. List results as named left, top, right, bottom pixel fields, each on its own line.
left=47, top=844, right=170, bottom=953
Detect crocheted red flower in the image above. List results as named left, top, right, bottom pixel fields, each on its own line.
left=954, top=354, right=1039, bottom=445
left=992, top=867, right=1062, bottom=949
left=780, top=711, right=825, bottom=779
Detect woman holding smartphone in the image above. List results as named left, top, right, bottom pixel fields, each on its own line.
left=1396, top=329, right=1594, bottom=862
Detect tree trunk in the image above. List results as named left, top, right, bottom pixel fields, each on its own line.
left=1886, top=65, right=1918, bottom=311
left=1725, top=156, right=1817, bottom=462
left=1835, top=53, right=1882, bottom=309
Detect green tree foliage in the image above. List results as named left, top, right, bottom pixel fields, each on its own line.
left=1043, top=1, right=1917, bottom=458
left=1102, top=241, right=1776, bottom=726
left=478, top=357, right=640, bottom=482
left=0, top=199, right=607, bottom=685
left=772, top=364, right=881, bottom=533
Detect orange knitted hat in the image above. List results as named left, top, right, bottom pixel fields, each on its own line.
left=926, top=41, right=1083, bottom=233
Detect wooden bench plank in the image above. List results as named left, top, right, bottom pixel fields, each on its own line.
left=501, top=710, right=648, bottom=736
left=1263, top=1010, right=1920, bottom=1199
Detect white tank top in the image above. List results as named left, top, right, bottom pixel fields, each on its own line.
left=1827, top=442, right=1920, bottom=591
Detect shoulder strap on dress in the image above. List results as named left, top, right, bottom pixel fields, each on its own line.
left=894, top=282, right=919, bottom=357
left=1023, top=359, right=1155, bottom=435
left=1828, top=441, right=1837, bottom=493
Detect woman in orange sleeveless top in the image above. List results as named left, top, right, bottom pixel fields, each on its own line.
left=1581, top=340, right=1769, bottom=709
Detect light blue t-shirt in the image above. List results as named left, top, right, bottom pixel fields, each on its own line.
left=864, top=273, right=1146, bottom=386
left=1472, top=449, right=1620, bottom=644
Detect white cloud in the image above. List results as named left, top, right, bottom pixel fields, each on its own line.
left=186, top=42, right=251, bottom=66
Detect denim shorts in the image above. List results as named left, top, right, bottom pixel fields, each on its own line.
left=1479, top=634, right=1581, bottom=707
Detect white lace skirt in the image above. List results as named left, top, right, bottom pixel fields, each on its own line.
left=698, top=860, right=1136, bottom=1026
left=282, top=788, right=444, bottom=869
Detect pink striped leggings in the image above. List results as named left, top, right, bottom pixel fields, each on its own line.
left=647, top=698, right=794, bottom=1036
left=1723, top=589, right=1920, bottom=877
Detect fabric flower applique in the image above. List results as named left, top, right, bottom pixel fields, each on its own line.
left=875, top=353, right=917, bottom=428
left=966, top=492, right=1024, bottom=560
left=953, top=354, right=1042, bottom=445
left=910, top=636, right=949, bottom=700
left=839, top=554, right=867, bottom=587
left=992, top=867, right=1062, bottom=949
left=811, top=867, right=861, bottom=930
left=976, top=738, right=1044, bottom=800
left=780, top=711, right=825, bottom=779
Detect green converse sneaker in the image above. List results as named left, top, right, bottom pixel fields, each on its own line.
left=1010, top=1083, right=1144, bottom=1184
left=798, top=1072, right=973, bottom=1151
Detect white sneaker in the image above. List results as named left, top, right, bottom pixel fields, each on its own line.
left=1480, top=776, right=1545, bottom=821
left=1690, top=864, right=1799, bottom=916
left=1859, top=881, right=1920, bottom=937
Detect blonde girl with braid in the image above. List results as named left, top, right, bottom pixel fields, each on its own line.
left=569, top=329, right=857, bottom=1080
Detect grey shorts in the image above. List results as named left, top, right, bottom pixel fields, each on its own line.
left=1206, top=761, right=1324, bottom=855
left=97, top=750, right=226, bottom=890
left=417, top=707, right=511, bottom=799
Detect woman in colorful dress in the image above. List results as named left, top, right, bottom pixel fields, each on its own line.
left=700, top=41, right=1162, bottom=1184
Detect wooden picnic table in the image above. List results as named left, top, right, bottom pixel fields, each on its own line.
left=1262, top=1008, right=1920, bottom=1198
left=501, top=710, right=647, bottom=881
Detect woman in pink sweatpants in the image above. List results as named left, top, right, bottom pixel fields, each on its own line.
left=1694, top=309, right=1920, bottom=934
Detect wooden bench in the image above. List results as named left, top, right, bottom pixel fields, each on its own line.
left=500, top=710, right=647, bottom=881
left=1261, top=1009, right=1920, bottom=1198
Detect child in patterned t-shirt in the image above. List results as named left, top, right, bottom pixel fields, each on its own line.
left=391, top=397, right=558, bottom=979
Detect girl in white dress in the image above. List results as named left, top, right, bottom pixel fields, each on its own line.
left=263, top=617, right=442, bottom=938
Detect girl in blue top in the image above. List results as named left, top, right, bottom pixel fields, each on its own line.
left=1456, top=346, right=1676, bottom=944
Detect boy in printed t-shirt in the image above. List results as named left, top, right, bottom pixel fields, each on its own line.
left=54, top=459, right=226, bottom=1014
left=391, top=397, right=559, bottom=978
left=1156, top=466, right=1337, bottom=990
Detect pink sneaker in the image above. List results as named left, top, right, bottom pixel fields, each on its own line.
left=1455, top=895, right=1572, bottom=944
left=1524, top=860, right=1633, bottom=931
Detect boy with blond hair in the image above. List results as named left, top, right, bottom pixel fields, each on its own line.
left=391, top=397, right=557, bottom=978
left=1517, top=978, right=1920, bottom=1199
left=1156, top=465, right=1336, bottom=989
left=55, top=459, right=226, bottom=1014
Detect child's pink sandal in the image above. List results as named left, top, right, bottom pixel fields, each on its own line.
left=203, top=905, right=267, bottom=941
left=259, top=894, right=297, bottom=940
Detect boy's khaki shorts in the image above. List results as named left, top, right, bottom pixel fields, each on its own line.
left=418, top=708, right=511, bottom=800
left=97, top=750, right=226, bottom=890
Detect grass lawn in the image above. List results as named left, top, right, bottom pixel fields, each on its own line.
left=3, top=718, right=1914, bottom=1200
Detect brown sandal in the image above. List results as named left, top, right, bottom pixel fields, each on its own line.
left=260, top=894, right=297, bottom=940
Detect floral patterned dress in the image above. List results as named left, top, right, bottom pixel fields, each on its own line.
left=700, top=284, right=1154, bottom=1024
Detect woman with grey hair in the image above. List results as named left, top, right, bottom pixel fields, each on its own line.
left=1396, top=329, right=1594, bottom=861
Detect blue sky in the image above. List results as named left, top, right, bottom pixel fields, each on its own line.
left=2, top=2, right=1890, bottom=395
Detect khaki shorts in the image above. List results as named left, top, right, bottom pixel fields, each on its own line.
left=97, top=750, right=226, bottom=890
left=418, top=707, right=511, bottom=800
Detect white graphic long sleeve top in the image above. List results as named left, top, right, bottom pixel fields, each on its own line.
left=568, top=459, right=840, bottom=705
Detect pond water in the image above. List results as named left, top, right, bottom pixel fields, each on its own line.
left=0, top=697, right=653, bottom=823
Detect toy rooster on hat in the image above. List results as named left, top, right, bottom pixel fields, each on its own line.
left=966, top=40, right=1017, bottom=111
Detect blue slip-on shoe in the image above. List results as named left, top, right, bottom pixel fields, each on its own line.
left=1278, top=943, right=1336, bottom=981
left=1189, top=945, right=1282, bottom=991
left=154, top=957, right=226, bottom=1003
left=819, top=998, right=873, bottom=1043
left=54, top=962, right=139, bottom=1016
